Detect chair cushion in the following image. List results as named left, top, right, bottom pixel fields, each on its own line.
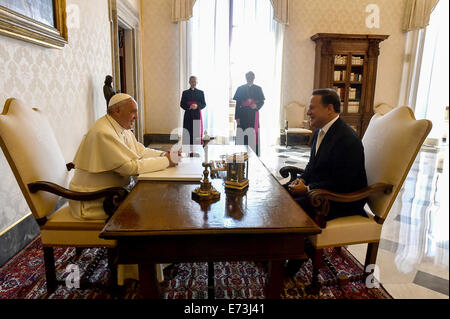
left=286, top=128, right=312, bottom=134
left=42, top=203, right=107, bottom=231
left=308, top=215, right=382, bottom=249
left=41, top=229, right=116, bottom=247
left=40, top=203, right=115, bottom=247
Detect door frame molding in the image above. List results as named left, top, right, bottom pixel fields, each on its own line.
left=108, top=0, right=144, bottom=143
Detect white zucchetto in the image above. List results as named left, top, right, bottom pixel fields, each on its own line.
left=108, top=93, right=133, bottom=107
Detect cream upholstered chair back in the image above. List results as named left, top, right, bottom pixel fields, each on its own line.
left=0, top=98, right=70, bottom=220
left=362, top=106, right=432, bottom=220
left=285, top=102, right=307, bottom=128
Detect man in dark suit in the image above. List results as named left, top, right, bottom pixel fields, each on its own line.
left=233, top=71, right=265, bottom=156
left=180, top=76, right=207, bottom=147
left=285, top=88, right=368, bottom=275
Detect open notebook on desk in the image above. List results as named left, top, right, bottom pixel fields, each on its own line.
left=138, top=157, right=204, bottom=181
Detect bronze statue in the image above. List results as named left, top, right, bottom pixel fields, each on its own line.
left=103, top=75, right=116, bottom=108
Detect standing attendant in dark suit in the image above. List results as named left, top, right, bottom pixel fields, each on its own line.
left=180, top=76, right=207, bottom=146
left=233, top=71, right=265, bottom=156
left=285, top=88, right=368, bottom=275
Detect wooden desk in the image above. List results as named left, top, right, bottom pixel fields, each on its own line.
left=100, top=145, right=321, bottom=298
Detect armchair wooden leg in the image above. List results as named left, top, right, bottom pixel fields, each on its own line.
left=43, top=247, right=57, bottom=294
left=306, top=248, right=323, bottom=295
left=75, top=248, right=84, bottom=257
left=208, top=262, right=215, bottom=299
left=364, top=242, right=379, bottom=274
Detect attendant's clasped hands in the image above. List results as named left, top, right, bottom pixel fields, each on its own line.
left=190, top=103, right=198, bottom=110
left=288, top=178, right=308, bottom=196
left=247, top=99, right=257, bottom=110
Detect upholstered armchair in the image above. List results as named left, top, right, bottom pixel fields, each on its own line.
left=284, top=102, right=313, bottom=146
left=0, top=98, right=128, bottom=293
left=280, top=106, right=432, bottom=293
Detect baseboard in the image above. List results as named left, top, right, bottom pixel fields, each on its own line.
left=0, top=213, right=39, bottom=267
left=144, top=134, right=180, bottom=146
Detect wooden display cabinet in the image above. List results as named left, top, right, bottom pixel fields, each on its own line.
left=311, top=33, right=389, bottom=137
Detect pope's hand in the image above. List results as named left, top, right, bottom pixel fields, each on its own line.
left=164, top=152, right=178, bottom=167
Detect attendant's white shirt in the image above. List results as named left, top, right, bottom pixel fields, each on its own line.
left=69, top=115, right=169, bottom=220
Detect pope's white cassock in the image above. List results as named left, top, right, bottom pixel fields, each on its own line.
left=69, top=114, right=168, bottom=219
left=69, top=97, right=170, bottom=284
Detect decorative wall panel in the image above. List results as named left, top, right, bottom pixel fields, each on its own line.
left=0, top=0, right=112, bottom=233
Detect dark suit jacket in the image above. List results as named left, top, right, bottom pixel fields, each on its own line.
left=180, top=88, right=206, bottom=144
left=300, top=117, right=368, bottom=220
left=180, top=88, right=206, bottom=119
left=233, top=84, right=265, bottom=129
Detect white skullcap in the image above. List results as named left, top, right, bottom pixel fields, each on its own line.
left=108, top=93, right=133, bottom=107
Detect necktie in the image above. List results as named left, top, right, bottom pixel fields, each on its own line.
left=315, top=129, right=325, bottom=155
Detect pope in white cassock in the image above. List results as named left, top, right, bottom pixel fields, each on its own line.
left=69, top=93, right=177, bottom=284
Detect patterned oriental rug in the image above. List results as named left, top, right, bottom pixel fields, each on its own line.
left=0, top=236, right=392, bottom=299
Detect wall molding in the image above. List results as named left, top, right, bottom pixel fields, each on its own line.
left=0, top=212, right=31, bottom=237
left=0, top=212, right=39, bottom=267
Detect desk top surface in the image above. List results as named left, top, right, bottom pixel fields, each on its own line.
left=100, top=145, right=320, bottom=238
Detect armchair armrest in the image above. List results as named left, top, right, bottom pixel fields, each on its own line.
left=279, top=166, right=305, bottom=184
left=28, top=181, right=128, bottom=217
left=307, top=183, right=393, bottom=228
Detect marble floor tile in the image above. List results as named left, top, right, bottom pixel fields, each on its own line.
left=415, top=260, right=450, bottom=280
left=379, top=238, right=404, bottom=254
left=413, top=271, right=449, bottom=296
left=382, top=283, right=448, bottom=299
